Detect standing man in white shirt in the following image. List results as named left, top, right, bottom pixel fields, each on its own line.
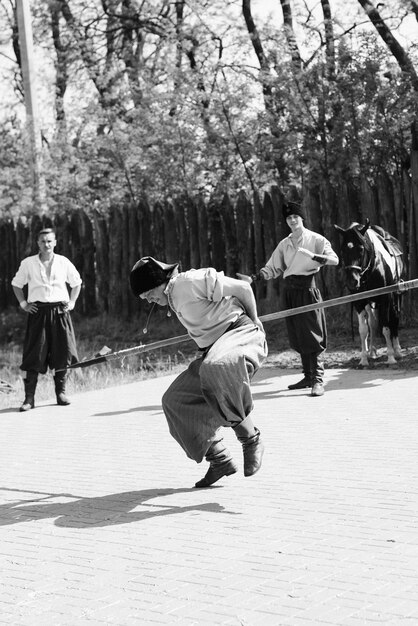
left=11, top=228, right=82, bottom=411
left=238, top=201, right=339, bottom=397
left=129, top=256, right=267, bottom=488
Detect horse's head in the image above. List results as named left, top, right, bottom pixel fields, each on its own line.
left=334, top=220, right=372, bottom=291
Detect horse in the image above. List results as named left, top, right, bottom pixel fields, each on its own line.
left=334, top=219, right=404, bottom=366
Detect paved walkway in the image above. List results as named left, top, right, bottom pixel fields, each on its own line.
left=0, top=366, right=417, bottom=625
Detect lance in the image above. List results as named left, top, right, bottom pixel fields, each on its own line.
left=58, top=278, right=418, bottom=371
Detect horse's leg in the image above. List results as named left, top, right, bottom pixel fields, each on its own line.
left=367, top=304, right=378, bottom=359
left=392, top=294, right=402, bottom=359
left=358, top=310, right=369, bottom=366
left=382, top=326, right=397, bottom=364
left=385, top=294, right=402, bottom=365
left=393, top=335, right=402, bottom=359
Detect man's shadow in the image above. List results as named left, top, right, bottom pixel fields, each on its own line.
left=0, top=487, right=239, bottom=529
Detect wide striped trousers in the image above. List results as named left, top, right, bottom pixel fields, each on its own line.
left=162, top=323, right=267, bottom=463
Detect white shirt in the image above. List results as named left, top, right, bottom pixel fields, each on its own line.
left=166, top=268, right=244, bottom=348
left=261, top=228, right=338, bottom=279
left=12, top=254, right=82, bottom=303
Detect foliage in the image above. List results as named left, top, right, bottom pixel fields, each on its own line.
left=0, top=0, right=417, bottom=219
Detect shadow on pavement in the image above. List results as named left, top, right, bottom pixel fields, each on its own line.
left=0, top=487, right=239, bottom=529
left=93, top=405, right=162, bottom=416
left=252, top=367, right=418, bottom=397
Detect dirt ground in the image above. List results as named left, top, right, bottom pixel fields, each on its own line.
left=263, top=321, right=418, bottom=372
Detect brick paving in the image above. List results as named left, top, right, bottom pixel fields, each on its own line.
left=0, top=365, right=417, bottom=625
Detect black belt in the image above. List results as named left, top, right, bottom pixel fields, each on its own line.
left=284, top=275, right=316, bottom=289
left=33, top=301, right=67, bottom=308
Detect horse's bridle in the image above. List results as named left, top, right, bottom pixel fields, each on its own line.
left=342, top=231, right=374, bottom=284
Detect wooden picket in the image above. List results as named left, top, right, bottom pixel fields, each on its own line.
left=0, top=184, right=417, bottom=318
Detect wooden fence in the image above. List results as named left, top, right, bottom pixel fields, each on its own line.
left=1, top=181, right=417, bottom=318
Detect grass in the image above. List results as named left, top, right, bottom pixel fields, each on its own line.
left=1, top=304, right=418, bottom=411
left=0, top=308, right=196, bottom=410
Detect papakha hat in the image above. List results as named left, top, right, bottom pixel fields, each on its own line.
left=129, top=256, right=179, bottom=297
left=282, top=201, right=306, bottom=221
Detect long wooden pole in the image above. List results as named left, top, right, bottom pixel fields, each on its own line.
left=60, top=278, right=418, bottom=371
left=261, top=278, right=418, bottom=322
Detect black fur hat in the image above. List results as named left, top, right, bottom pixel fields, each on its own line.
left=282, top=201, right=306, bottom=221
left=130, top=256, right=179, bottom=297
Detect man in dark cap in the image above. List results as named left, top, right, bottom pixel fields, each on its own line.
left=130, top=256, right=267, bottom=488
left=238, top=201, right=338, bottom=396
left=11, top=228, right=82, bottom=411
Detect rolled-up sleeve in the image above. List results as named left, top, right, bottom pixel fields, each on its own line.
left=11, top=259, right=29, bottom=288
left=261, top=245, right=285, bottom=279
left=316, top=237, right=339, bottom=265
left=65, top=259, right=82, bottom=288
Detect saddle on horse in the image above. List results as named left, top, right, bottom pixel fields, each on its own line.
left=370, top=225, right=403, bottom=258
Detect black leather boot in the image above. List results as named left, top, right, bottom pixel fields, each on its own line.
left=288, top=353, right=312, bottom=390
left=195, top=441, right=238, bottom=488
left=54, top=371, right=71, bottom=406
left=310, top=352, right=325, bottom=396
left=20, top=371, right=38, bottom=412
left=236, top=427, right=264, bottom=477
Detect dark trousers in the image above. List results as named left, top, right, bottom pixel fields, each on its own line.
left=283, top=275, right=327, bottom=354
left=21, top=302, right=78, bottom=373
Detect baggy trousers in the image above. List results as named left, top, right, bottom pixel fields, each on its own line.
left=283, top=275, right=327, bottom=354
left=162, top=322, right=267, bottom=463
left=20, top=302, right=78, bottom=373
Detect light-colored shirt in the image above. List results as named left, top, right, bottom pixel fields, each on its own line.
left=11, top=254, right=82, bottom=303
left=165, top=268, right=244, bottom=348
left=261, top=228, right=338, bottom=279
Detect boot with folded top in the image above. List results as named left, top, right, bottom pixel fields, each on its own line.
left=195, top=440, right=238, bottom=488
left=288, top=353, right=312, bottom=390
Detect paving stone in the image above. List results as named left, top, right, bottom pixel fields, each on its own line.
left=0, top=367, right=417, bottom=624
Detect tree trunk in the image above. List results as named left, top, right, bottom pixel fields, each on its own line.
left=409, top=122, right=418, bottom=283
left=321, top=0, right=335, bottom=77
left=50, top=0, right=68, bottom=124
left=279, top=0, right=302, bottom=72
left=358, top=0, right=418, bottom=90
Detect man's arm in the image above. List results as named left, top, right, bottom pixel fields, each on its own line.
left=221, top=276, right=264, bottom=331
left=12, top=285, right=38, bottom=314
left=298, top=237, right=339, bottom=266
left=237, top=244, right=284, bottom=283
left=65, top=284, right=82, bottom=311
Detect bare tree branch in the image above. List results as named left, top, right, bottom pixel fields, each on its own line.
left=358, top=0, right=418, bottom=91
